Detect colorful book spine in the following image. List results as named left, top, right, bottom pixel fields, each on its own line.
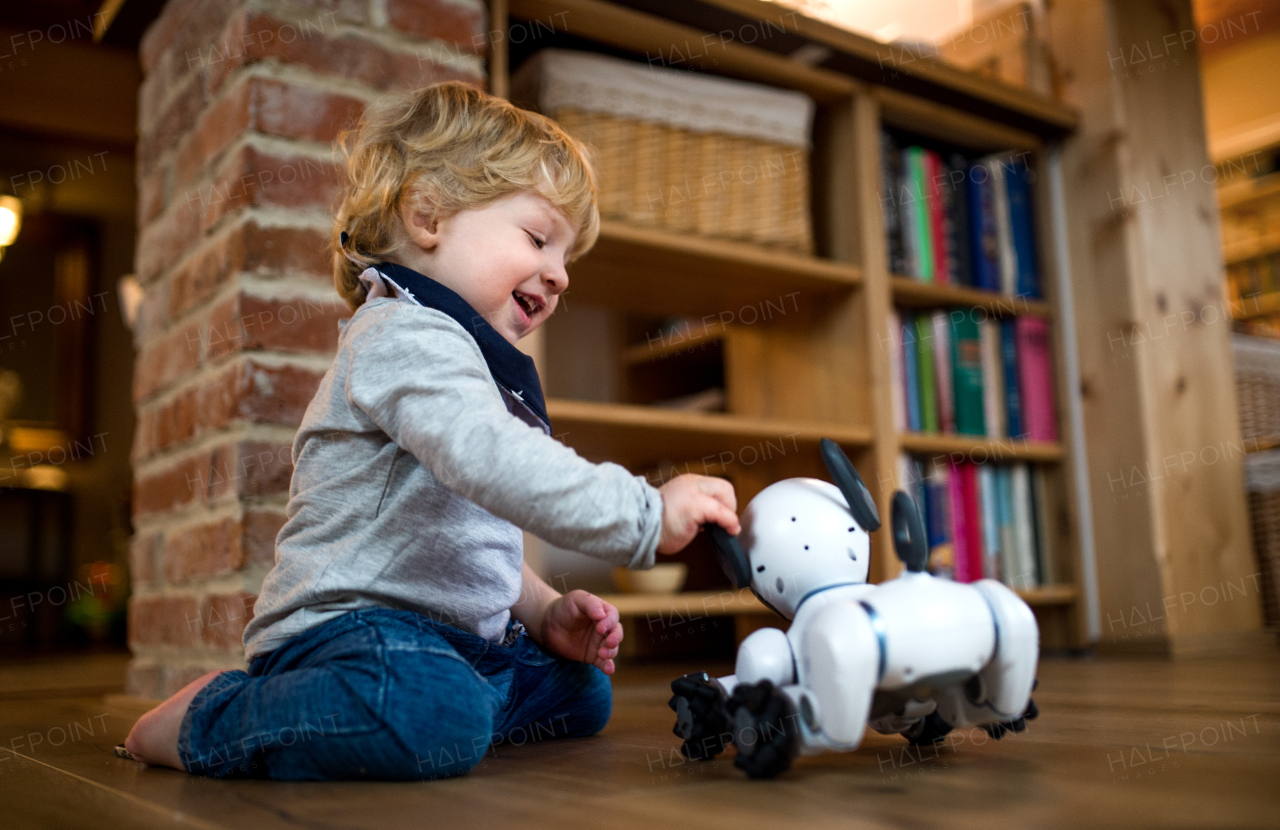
left=924, top=457, right=953, bottom=578
left=978, top=464, right=1001, bottom=580
left=988, top=157, right=1017, bottom=295
left=1004, top=159, right=1041, bottom=298
left=908, top=147, right=934, bottom=282
left=1001, top=318, right=1024, bottom=438
left=949, top=459, right=970, bottom=583
left=903, top=313, right=922, bottom=432
left=980, top=319, right=1006, bottom=438
left=995, top=466, right=1020, bottom=587
left=916, top=315, right=938, bottom=432
left=1032, top=466, right=1057, bottom=585
left=926, top=150, right=950, bottom=284
left=1015, top=316, right=1058, bottom=442
left=889, top=309, right=907, bottom=433
left=960, top=462, right=984, bottom=582
left=900, top=150, right=921, bottom=278
left=881, top=132, right=908, bottom=276
left=1009, top=463, right=1037, bottom=589
left=946, top=153, right=973, bottom=287
left=951, top=312, right=986, bottom=435
left=931, top=311, right=954, bottom=433
left=969, top=161, right=1000, bottom=292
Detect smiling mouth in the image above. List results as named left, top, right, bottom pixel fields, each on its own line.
left=512, top=291, right=544, bottom=320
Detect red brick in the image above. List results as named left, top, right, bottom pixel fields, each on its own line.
left=208, top=440, right=294, bottom=501
left=129, top=533, right=161, bottom=590
left=173, top=79, right=254, bottom=193
left=138, top=164, right=169, bottom=226
left=133, top=450, right=213, bottom=519
left=138, top=70, right=209, bottom=178
left=140, top=0, right=241, bottom=76
left=196, top=144, right=343, bottom=232
left=136, top=191, right=206, bottom=285
left=133, top=319, right=203, bottom=403
left=206, top=292, right=348, bottom=361
left=202, top=592, right=256, bottom=650
left=128, top=594, right=201, bottom=648
left=208, top=10, right=481, bottom=96
left=163, top=516, right=244, bottom=585
left=387, top=0, right=487, bottom=55
left=244, top=509, right=287, bottom=567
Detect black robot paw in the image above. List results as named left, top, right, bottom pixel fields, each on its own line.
left=904, top=710, right=954, bottom=746
left=668, top=672, right=733, bottom=761
left=725, top=679, right=800, bottom=779
left=982, top=691, right=1039, bottom=740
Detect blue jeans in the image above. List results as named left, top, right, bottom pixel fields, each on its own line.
left=177, top=608, right=612, bottom=780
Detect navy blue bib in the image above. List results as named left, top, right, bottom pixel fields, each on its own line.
left=372, top=261, right=551, bottom=430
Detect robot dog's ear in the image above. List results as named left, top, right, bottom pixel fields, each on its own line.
left=819, top=437, right=881, bottom=532
left=704, top=523, right=751, bottom=589
left=891, top=490, right=929, bottom=572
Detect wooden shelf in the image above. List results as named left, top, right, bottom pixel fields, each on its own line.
left=1230, top=292, right=1280, bottom=321
left=547, top=399, right=872, bottom=467
left=599, top=583, right=1076, bottom=616
left=1224, top=230, right=1280, bottom=266
left=898, top=432, right=1065, bottom=462
left=891, top=276, right=1052, bottom=317
left=622, top=324, right=723, bottom=365
left=565, top=220, right=861, bottom=317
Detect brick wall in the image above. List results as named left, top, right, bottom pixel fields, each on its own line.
left=128, top=0, right=487, bottom=698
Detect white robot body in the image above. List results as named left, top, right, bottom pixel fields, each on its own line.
left=670, top=439, right=1041, bottom=778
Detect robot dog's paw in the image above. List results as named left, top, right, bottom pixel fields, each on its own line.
left=982, top=693, right=1039, bottom=740
left=726, top=680, right=799, bottom=779
left=669, top=672, right=733, bottom=761
left=903, top=711, right=954, bottom=747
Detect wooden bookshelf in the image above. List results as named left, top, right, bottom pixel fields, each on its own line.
left=498, top=0, right=1088, bottom=650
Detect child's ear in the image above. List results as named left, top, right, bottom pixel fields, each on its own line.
left=400, top=199, right=442, bottom=252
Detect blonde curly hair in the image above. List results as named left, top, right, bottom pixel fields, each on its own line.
left=331, top=80, right=599, bottom=311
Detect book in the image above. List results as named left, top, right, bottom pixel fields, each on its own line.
left=931, top=311, right=955, bottom=433
left=968, top=160, right=1000, bottom=291
left=994, top=466, right=1021, bottom=587
left=923, top=456, right=953, bottom=578
left=950, top=312, right=986, bottom=435
left=1009, top=463, right=1037, bottom=589
left=881, top=132, right=908, bottom=275
left=980, top=319, right=1006, bottom=438
left=949, top=460, right=970, bottom=582
left=1004, top=159, right=1041, bottom=298
left=902, top=313, right=922, bottom=432
left=946, top=153, right=974, bottom=287
left=889, top=309, right=907, bottom=432
left=1001, top=318, right=1024, bottom=438
left=900, top=147, right=921, bottom=278
left=1032, top=465, right=1058, bottom=585
left=959, top=462, right=984, bottom=582
left=916, top=315, right=938, bottom=432
left=988, top=156, right=1017, bottom=295
left=926, top=150, right=950, bottom=284
left=1015, top=316, right=1058, bottom=442
left=978, top=464, right=1001, bottom=580
left=907, top=147, right=934, bottom=282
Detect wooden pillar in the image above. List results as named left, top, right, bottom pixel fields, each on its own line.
left=1047, top=0, right=1269, bottom=656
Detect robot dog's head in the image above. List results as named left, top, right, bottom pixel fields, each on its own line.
left=705, top=438, right=881, bottom=619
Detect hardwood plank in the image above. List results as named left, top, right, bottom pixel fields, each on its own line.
left=890, top=276, right=1053, bottom=317
left=565, top=220, right=861, bottom=318
left=547, top=398, right=872, bottom=467
left=897, top=431, right=1065, bottom=462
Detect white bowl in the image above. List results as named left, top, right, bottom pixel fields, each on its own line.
left=612, top=563, right=688, bottom=594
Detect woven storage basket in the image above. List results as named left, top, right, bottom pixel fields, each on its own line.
left=511, top=49, right=815, bottom=254
left=1245, top=452, right=1280, bottom=627
left=1235, top=335, right=1280, bottom=627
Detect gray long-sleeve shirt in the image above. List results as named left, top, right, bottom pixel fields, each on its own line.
left=242, top=294, right=663, bottom=659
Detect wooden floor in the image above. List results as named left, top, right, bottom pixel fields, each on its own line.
left=1, top=650, right=1278, bottom=829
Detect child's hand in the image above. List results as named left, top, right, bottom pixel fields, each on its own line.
left=539, top=590, right=624, bottom=674
left=657, top=474, right=740, bottom=554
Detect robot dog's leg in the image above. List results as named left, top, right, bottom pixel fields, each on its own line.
left=935, top=579, right=1039, bottom=731
left=669, top=673, right=734, bottom=760
left=796, top=599, right=881, bottom=752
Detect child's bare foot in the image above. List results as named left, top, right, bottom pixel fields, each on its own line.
left=124, top=670, right=223, bottom=770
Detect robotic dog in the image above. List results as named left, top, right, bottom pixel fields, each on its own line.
left=669, top=439, right=1039, bottom=779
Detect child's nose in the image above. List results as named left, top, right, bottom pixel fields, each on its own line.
left=543, top=262, right=568, bottom=294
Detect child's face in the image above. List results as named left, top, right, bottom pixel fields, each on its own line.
left=396, top=189, right=576, bottom=345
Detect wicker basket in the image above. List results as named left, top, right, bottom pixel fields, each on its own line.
left=1233, top=333, right=1280, bottom=441
left=511, top=49, right=815, bottom=254
left=1235, top=334, right=1280, bottom=627
left=1245, top=452, right=1280, bottom=627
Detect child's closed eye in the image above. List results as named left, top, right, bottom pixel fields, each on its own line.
left=527, top=231, right=546, bottom=249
